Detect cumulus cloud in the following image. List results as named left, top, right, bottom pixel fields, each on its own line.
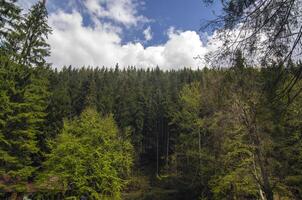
left=16, top=0, right=217, bottom=69
left=84, top=0, right=148, bottom=26
left=143, top=26, right=152, bottom=41
left=48, top=11, right=209, bottom=69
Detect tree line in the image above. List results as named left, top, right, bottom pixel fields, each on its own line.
left=1, top=1, right=302, bottom=200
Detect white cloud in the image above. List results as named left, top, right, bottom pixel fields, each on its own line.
left=17, top=0, right=217, bottom=69
left=84, top=0, right=148, bottom=26
left=46, top=0, right=302, bottom=70
left=48, top=11, right=209, bottom=70
left=143, top=26, right=152, bottom=41
left=17, top=0, right=37, bottom=11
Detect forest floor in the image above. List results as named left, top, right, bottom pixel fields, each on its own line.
left=123, top=170, right=191, bottom=200
left=123, top=176, right=178, bottom=200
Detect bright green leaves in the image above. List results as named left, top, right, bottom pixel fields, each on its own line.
left=39, top=108, right=134, bottom=199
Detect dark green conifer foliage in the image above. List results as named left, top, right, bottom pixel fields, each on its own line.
left=0, top=59, right=48, bottom=191
left=84, top=74, right=97, bottom=109
left=0, top=1, right=51, bottom=195
left=0, top=0, right=20, bottom=45
left=5, top=0, right=51, bottom=67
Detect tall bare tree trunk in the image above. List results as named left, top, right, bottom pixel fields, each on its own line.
left=250, top=123, right=274, bottom=200
left=198, top=127, right=201, bottom=166
left=166, top=125, right=169, bottom=166
left=242, top=104, right=274, bottom=200
left=156, top=120, right=159, bottom=176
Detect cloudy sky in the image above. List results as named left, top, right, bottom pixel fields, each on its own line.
left=18, top=0, right=222, bottom=69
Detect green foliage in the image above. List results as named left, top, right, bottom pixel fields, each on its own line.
left=0, top=56, right=49, bottom=182
left=4, top=0, right=51, bottom=67
left=0, top=0, right=21, bottom=48
left=44, top=65, right=301, bottom=200
left=209, top=114, right=258, bottom=199
left=0, top=0, right=51, bottom=195
left=1, top=3, right=302, bottom=198
left=38, top=108, right=134, bottom=199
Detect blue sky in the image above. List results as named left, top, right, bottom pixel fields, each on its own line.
left=141, top=0, right=222, bottom=45
left=18, top=0, right=223, bottom=69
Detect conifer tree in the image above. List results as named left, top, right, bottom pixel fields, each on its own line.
left=5, top=0, right=51, bottom=67
left=0, top=61, right=49, bottom=193
left=0, top=1, right=51, bottom=196
left=0, top=0, right=20, bottom=46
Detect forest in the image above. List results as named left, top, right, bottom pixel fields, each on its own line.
left=1, top=0, right=302, bottom=200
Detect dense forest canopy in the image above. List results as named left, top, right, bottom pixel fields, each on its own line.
left=0, top=0, right=302, bottom=200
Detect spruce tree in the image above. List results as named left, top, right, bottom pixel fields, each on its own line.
left=5, top=0, right=51, bottom=67
left=0, top=0, right=20, bottom=44
left=0, top=0, right=21, bottom=61
left=0, top=61, right=49, bottom=192
left=0, top=1, right=51, bottom=196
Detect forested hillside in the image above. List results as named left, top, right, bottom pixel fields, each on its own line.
left=1, top=1, right=302, bottom=200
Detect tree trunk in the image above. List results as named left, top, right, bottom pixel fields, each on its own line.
left=251, top=124, right=274, bottom=200
left=198, top=127, right=201, bottom=166
left=156, top=120, right=159, bottom=176
left=166, top=125, right=169, bottom=166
